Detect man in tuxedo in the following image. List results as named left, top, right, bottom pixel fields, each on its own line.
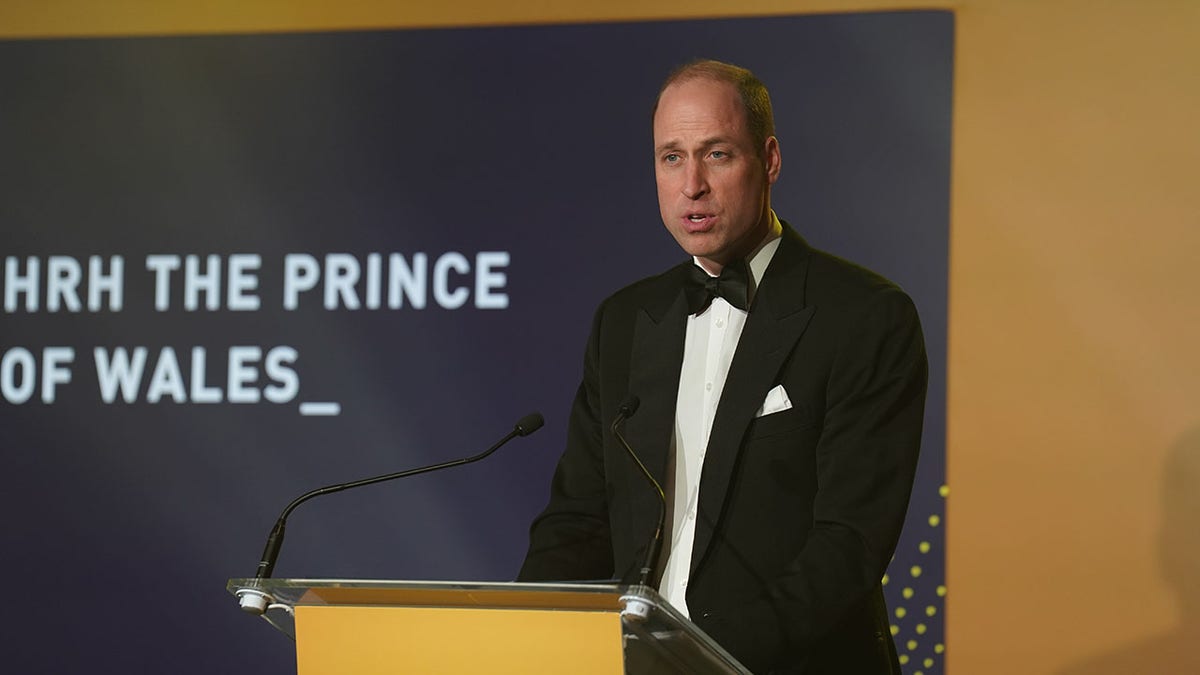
left=519, top=60, right=926, bottom=675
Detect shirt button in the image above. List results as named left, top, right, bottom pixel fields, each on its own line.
left=705, top=382, right=712, bottom=391
left=715, top=318, right=725, bottom=328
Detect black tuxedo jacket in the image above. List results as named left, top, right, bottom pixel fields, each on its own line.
left=519, top=224, right=927, bottom=675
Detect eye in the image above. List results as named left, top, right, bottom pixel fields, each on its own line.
left=663, top=153, right=680, bottom=163
left=710, top=150, right=728, bottom=159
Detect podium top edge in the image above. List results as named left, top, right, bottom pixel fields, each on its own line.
left=227, top=578, right=630, bottom=611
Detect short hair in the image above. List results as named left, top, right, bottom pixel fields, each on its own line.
left=652, top=59, right=776, bottom=153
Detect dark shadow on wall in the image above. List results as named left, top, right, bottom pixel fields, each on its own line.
left=1058, top=424, right=1200, bottom=675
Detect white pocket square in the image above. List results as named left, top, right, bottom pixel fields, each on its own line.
left=755, top=384, right=793, bottom=418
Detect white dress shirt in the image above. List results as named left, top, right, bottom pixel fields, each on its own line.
left=659, top=217, right=783, bottom=617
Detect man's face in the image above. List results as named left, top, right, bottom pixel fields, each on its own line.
left=653, top=77, right=781, bottom=272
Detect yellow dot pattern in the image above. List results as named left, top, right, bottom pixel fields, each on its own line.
left=885, top=482, right=946, bottom=674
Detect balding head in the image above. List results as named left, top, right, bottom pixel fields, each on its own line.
left=653, top=59, right=775, bottom=157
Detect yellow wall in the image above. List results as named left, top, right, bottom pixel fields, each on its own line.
left=948, top=2, right=1200, bottom=673
left=4, top=1, right=1197, bottom=672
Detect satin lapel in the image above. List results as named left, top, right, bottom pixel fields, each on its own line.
left=691, top=230, right=816, bottom=572
left=624, top=270, right=689, bottom=544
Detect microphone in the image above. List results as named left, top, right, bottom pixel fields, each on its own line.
left=238, top=412, right=544, bottom=614
left=610, top=395, right=666, bottom=594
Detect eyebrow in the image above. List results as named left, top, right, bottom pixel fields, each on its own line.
left=654, top=136, right=733, bottom=155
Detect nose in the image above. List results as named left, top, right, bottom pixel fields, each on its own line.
left=682, top=161, right=709, bottom=200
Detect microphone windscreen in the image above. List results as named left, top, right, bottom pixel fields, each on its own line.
left=514, top=412, right=545, bottom=436
left=618, top=395, right=641, bottom=418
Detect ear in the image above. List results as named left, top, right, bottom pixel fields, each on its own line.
left=763, top=136, right=782, bottom=184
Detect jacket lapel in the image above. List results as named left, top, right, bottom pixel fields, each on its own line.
left=691, top=228, right=817, bottom=572
left=623, top=265, right=689, bottom=546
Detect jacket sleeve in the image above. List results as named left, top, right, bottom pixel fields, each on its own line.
left=517, top=303, right=616, bottom=582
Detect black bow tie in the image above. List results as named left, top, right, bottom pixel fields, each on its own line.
left=684, top=260, right=750, bottom=314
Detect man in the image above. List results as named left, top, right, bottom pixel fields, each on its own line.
left=519, top=60, right=926, bottom=675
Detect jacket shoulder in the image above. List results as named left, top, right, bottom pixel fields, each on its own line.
left=595, top=259, right=690, bottom=317
left=610, top=260, right=689, bottom=298
left=800, top=244, right=914, bottom=312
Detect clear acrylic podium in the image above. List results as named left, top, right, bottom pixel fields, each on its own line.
left=227, top=578, right=750, bottom=674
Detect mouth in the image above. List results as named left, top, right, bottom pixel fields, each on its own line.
left=682, top=213, right=715, bottom=232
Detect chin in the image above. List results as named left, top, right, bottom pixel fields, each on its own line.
left=670, top=231, right=717, bottom=255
